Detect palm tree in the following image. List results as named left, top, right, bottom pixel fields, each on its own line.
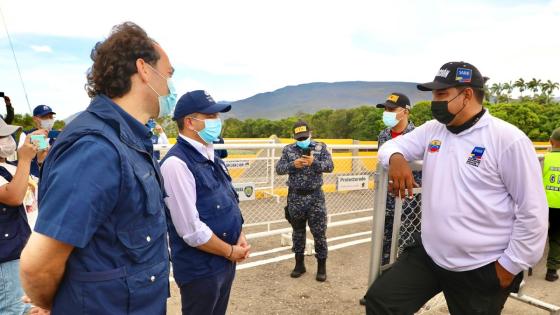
left=514, top=78, right=526, bottom=99
left=490, top=83, right=504, bottom=104
left=502, top=81, right=513, bottom=103
left=527, top=78, right=542, bottom=98
left=542, top=80, right=560, bottom=104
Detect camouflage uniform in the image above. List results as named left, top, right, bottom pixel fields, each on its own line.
left=378, top=122, right=423, bottom=265
left=276, top=141, right=334, bottom=259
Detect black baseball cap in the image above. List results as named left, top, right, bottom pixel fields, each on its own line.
left=173, top=90, right=231, bottom=120
left=376, top=92, right=411, bottom=110
left=293, top=120, right=310, bottom=141
left=417, top=61, right=489, bottom=91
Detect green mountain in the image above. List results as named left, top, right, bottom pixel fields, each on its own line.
left=227, top=81, right=431, bottom=119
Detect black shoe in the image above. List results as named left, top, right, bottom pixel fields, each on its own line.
left=545, top=269, right=558, bottom=282
left=290, top=254, right=306, bottom=278
left=316, top=258, right=327, bottom=282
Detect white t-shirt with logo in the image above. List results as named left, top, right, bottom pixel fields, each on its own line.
left=378, top=112, right=548, bottom=274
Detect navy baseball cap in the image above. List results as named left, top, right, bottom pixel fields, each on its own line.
left=173, top=90, right=231, bottom=121
left=417, top=61, right=489, bottom=91
left=33, top=105, right=56, bottom=117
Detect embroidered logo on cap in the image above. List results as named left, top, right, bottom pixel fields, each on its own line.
left=436, top=69, right=450, bottom=78
left=294, top=126, right=307, bottom=134
left=466, top=146, right=485, bottom=167
left=204, top=91, right=215, bottom=103
left=428, top=140, right=441, bottom=153
left=456, top=68, right=472, bottom=83
left=387, top=94, right=400, bottom=103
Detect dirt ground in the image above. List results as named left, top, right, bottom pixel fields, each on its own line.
left=166, top=219, right=560, bottom=315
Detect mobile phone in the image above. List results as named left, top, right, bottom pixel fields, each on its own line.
left=31, top=135, right=48, bottom=150
left=0, top=92, right=4, bottom=98
left=302, top=148, right=311, bottom=156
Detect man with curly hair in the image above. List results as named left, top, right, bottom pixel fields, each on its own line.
left=19, top=22, right=176, bottom=314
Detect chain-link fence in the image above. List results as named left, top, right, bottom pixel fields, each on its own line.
left=214, top=144, right=377, bottom=228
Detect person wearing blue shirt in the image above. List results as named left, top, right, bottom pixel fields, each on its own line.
left=19, top=22, right=177, bottom=314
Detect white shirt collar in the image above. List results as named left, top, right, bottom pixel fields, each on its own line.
left=179, top=134, right=215, bottom=161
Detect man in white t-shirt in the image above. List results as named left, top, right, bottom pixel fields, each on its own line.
left=364, top=62, right=548, bottom=315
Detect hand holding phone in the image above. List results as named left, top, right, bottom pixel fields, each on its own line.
left=302, top=148, right=311, bottom=156
left=31, top=135, right=48, bottom=151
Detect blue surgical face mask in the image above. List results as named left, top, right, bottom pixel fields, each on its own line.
left=146, top=64, right=178, bottom=118
left=296, top=137, right=311, bottom=149
left=193, top=118, right=222, bottom=144
left=382, top=109, right=404, bottom=128
left=146, top=119, right=156, bottom=130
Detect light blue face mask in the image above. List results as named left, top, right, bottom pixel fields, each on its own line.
left=146, top=64, right=178, bottom=118
left=382, top=109, right=403, bottom=128
left=296, top=137, right=311, bottom=149
left=193, top=118, right=223, bottom=144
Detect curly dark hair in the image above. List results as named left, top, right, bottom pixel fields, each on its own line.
left=85, top=22, right=160, bottom=98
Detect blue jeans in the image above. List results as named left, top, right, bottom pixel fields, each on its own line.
left=0, top=259, right=31, bottom=315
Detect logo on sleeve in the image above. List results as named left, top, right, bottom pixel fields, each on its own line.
left=466, top=146, right=485, bottom=167
left=428, top=140, right=441, bottom=153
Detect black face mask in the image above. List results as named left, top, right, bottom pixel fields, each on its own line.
left=431, top=89, right=466, bottom=125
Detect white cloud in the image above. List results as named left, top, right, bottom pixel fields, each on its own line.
left=0, top=0, right=559, bottom=118
left=30, top=45, right=52, bottom=53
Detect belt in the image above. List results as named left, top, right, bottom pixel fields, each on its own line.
left=289, top=188, right=320, bottom=196
left=67, top=266, right=127, bottom=282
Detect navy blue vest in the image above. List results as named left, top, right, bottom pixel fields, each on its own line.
left=0, top=164, right=31, bottom=263
left=40, top=96, right=169, bottom=314
left=161, top=137, right=243, bottom=285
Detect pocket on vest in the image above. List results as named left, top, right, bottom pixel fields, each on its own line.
left=117, top=220, right=166, bottom=264
left=0, top=221, right=27, bottom=261
left=133, top=166, right=163, bottom=216
left=126, top=260, right=169, bottom=315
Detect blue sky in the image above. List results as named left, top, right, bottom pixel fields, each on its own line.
left=1, top=0, right=559, bottom=119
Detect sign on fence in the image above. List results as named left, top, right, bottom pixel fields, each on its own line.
left=225, top=160, right=250, bottom=168
left=337, top=175, right=369, bottom=191
left=233, top=182, right=256, bottom=201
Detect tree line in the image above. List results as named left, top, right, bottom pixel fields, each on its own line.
left=220, top=99, right=560, bottom=142
left=488, top=78, right=559, bottom=104
left=8, top=77, right=559, bottom=142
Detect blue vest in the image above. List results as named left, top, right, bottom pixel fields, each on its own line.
left=40, top=96, right=169, bottom=315
left=0, top=164, right=31, bottom=263
left=161, top=137, right=243, bottom=285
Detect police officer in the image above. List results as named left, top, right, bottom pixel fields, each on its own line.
left=276, top=120, right=334, bottom=281
left=376, top=93, right=422, bottom=265
left=543, top=127, right=560, bottom=282
left=161, top=90, right=249, bottom=315
left=19, top=22, right=176, bottom=314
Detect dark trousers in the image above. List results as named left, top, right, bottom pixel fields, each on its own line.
left=548, top=209, right=560, bottom=270
left=365, top=238, right=522, bottom=315
left=179, top=262, right=236, bottom=315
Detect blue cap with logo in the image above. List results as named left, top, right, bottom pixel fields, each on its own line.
left=173, top=90, right=231, bottom=121
left=33, top=105, right=56, bottom=117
